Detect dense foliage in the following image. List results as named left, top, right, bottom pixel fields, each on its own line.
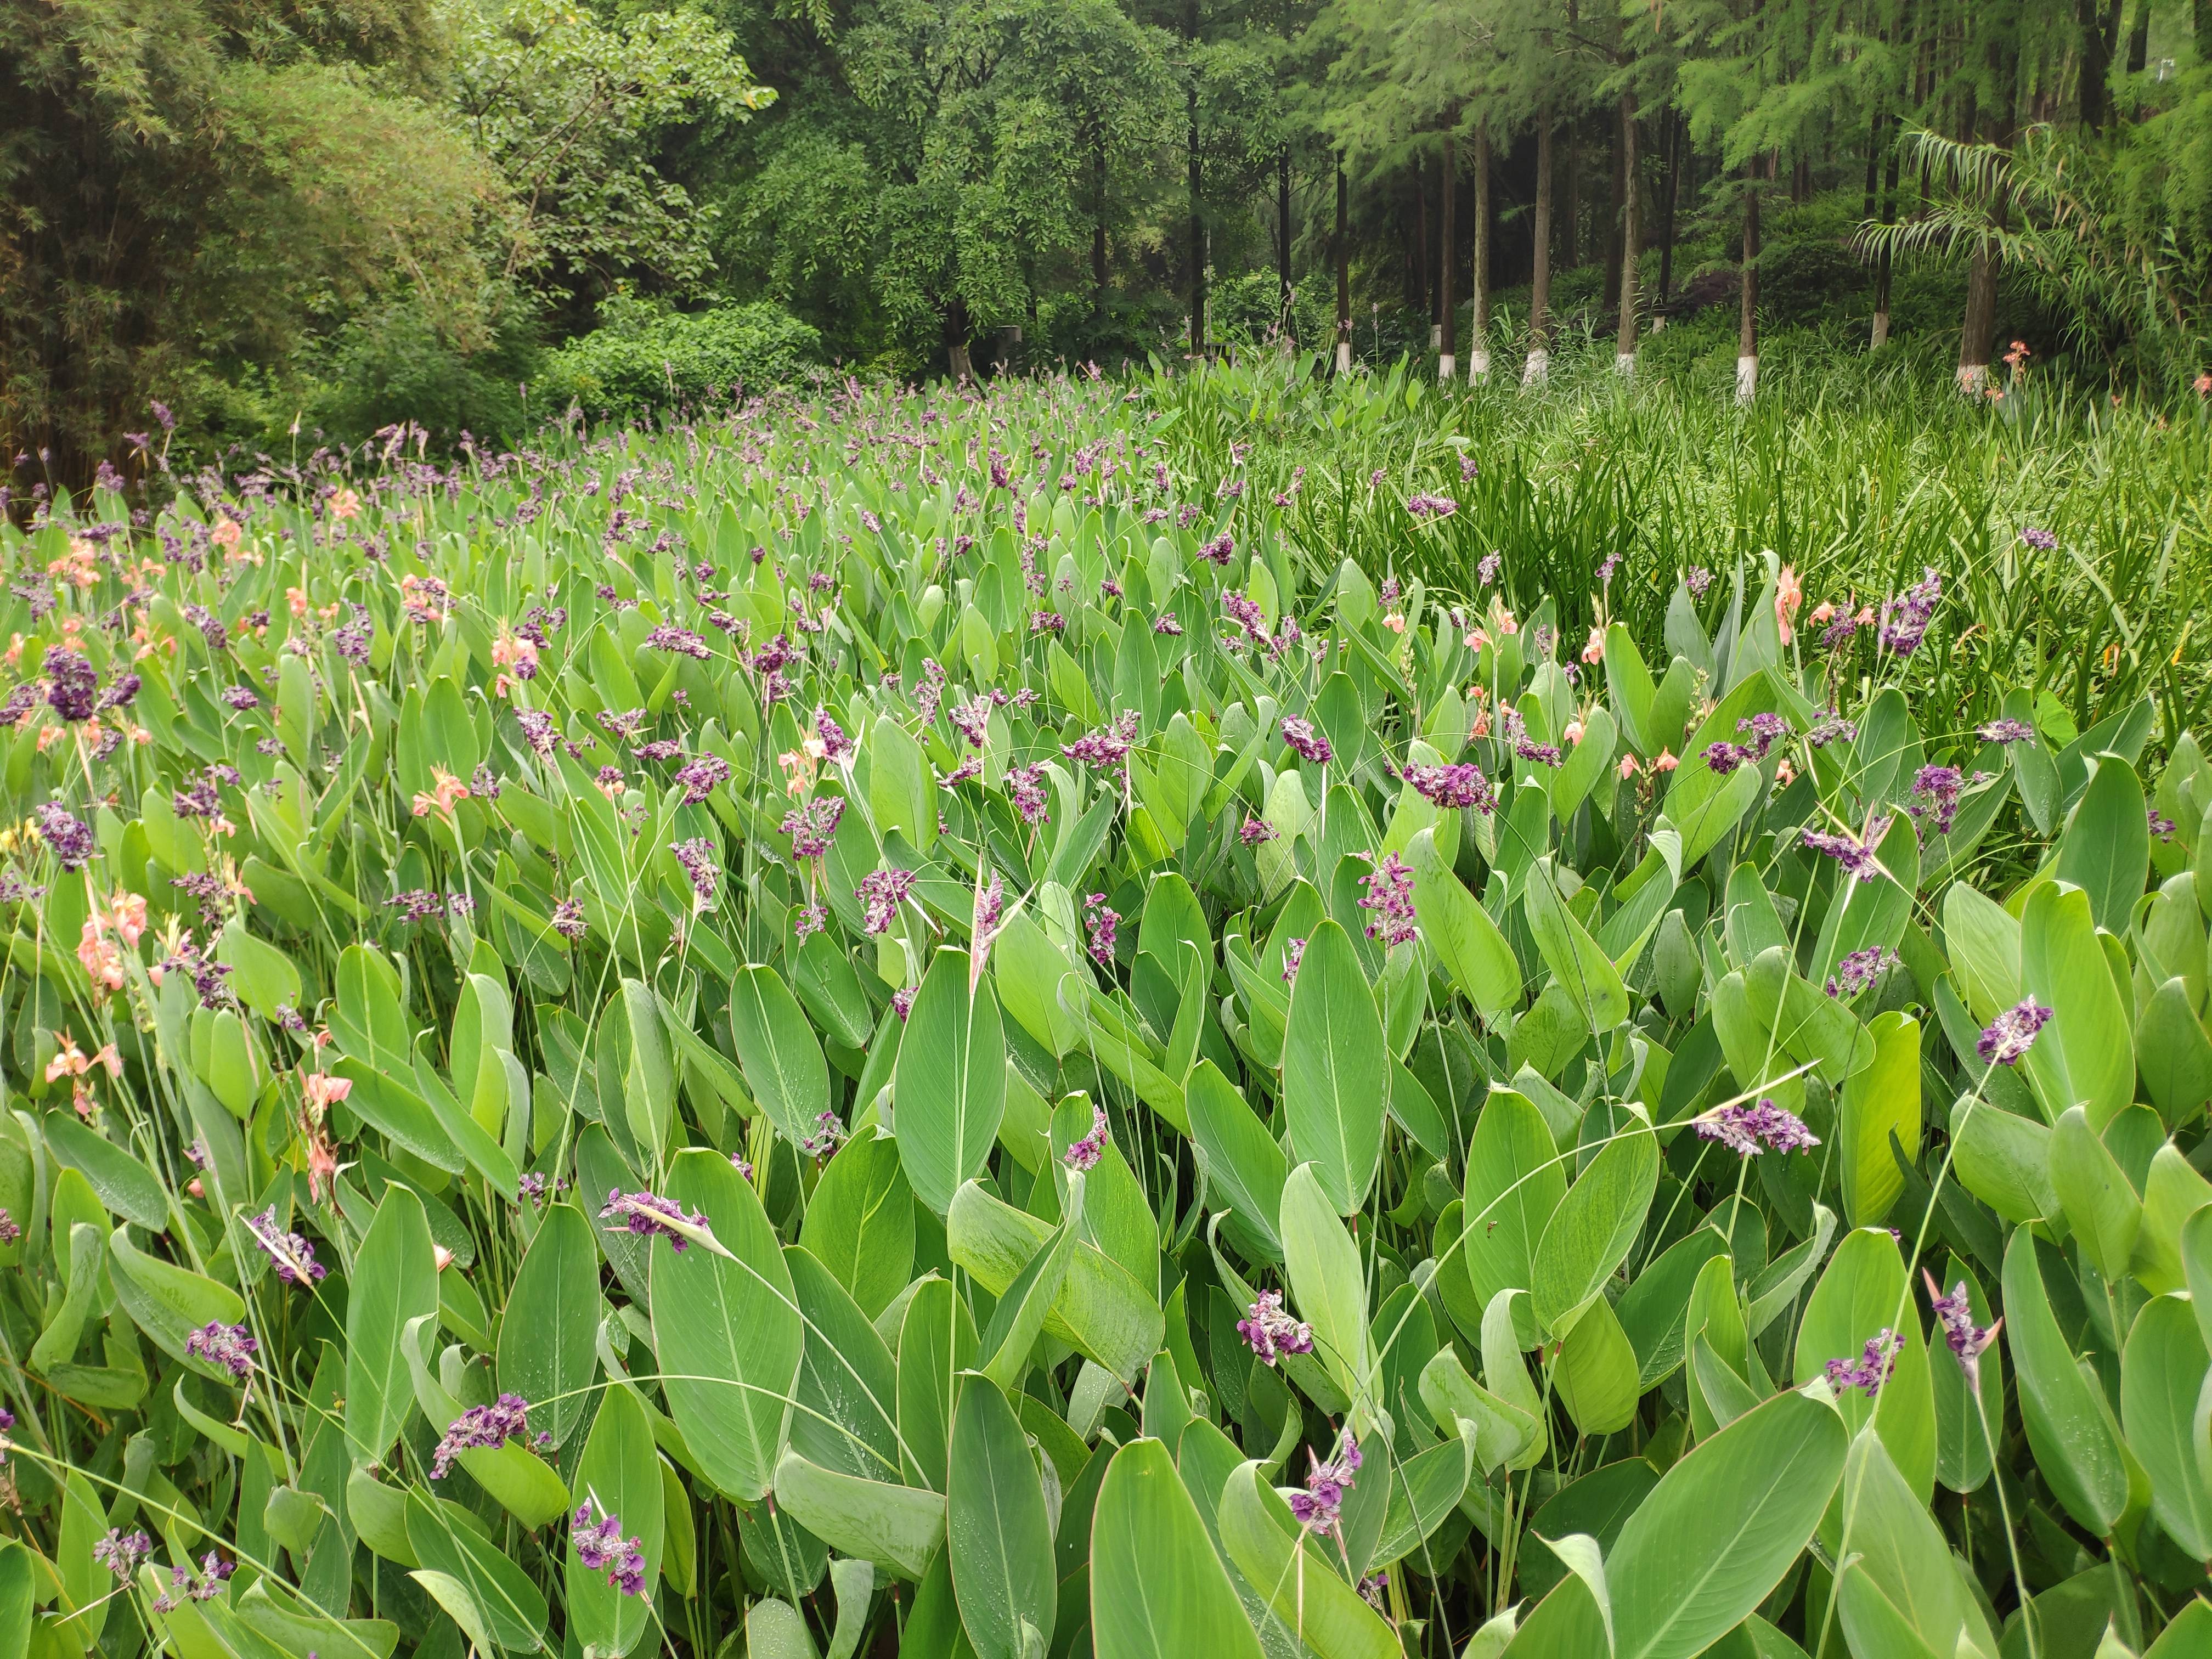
left=0, top=367, right=2207, bottom=1657
left=11, top=0, right=2212, bottom=478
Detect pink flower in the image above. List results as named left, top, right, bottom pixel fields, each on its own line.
left=1652, top=748, right=1678, bottom=772
left=1580, top=627, right=1605, bottom=664
left=1775, top=566, right=1804, bottom=645
left=1562, top=719, right=1584, bottom=746
left=1619, top=754, right=1640, bottom=780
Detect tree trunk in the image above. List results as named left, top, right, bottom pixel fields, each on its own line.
left=1336, top=159, right=1352, bottom=373
left=946, top=299, right=974, bottom=382
left=1526, top=112, right=1554, bottom=386
left=1438, top=129, right=1457, bottom=380
left=1092, top=137, right=1109, bottom=325
left=1958, top=38, right=2018, bottom=392
left=1871, top=122, right=1899, bottom=348
left=2078, top=0, right=2112, bottom=129
left=1604, top=103, right=1625, bottom=312
left=1470, top=121, right=1492, bottom=381
left=1187, top=55, right=1204, bottom=357
left=1657, top=114, right=1683, bottom=320
left=1278, top=147, right=1294, bottom=346
left=2202, top=0, right=2212, bottom=75
left=1417, top=154, right=1436, bottom=347
left=1863, top=110, right=1880, bottom=221
left=1616, top=91, right=1640, bottom=374
left=1564, top=118, right=1581, bottom=270
left=1737, top=157, right=1761, bottom=403
left=2126, top=0, right=2150, bottom=74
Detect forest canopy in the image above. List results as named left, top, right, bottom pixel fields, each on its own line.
left=7, top=0, right=2212, bottom=481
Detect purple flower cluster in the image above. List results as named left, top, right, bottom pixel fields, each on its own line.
left=645, top=624, right=712, bottom=659
left=245, top=1207, right=327, bottom=1285
left=1063, top=713, right=1141, bottom=774
left=1280, top=718, right=1333, bottom=765
left=2018, top=526, right=2058, bottom=551
left=1906, top=765, right=1967, bottom=836
left=1239, top=816, right=1277, bottom=847
left=1805, top=712, right=1857, bottom=748
left=1685, top=566, right=1714, bottom=597
left=1977, top=999, right=2051, bottom=1067
left=1406, top=493, right=1458, bottom=520
left=150, top=1553, right=234, bottom=1613
left=35, top=802, right=95, bottom=871
left=1358, top=853, right=1418, bottom=948
left=1063, top=1105, right=1110, bottom=1171
left=598, top=1187, right=708, bottom=1253
left=674, top=754, right=731, bottom=804
left=1825, top=947, right=1900, bottom=999
left=1006, top=764, right=1049, bottom=827
left=185, top=1321, right=257, bottom=1379
left=2149, top=808, right=2176, bottom=842
left=1198, top=531, right=1236, bottom=565
left=781, top=795, right=845, bottom=861
left=800, top=1111, right=847, bottom=1158
left=1084, top=891, right=1120, bottom=968
left=1801, top=821, right=1889, bottom=882
left=1236, top=1290, right=1313, bottom=1367
left=672, top=837, right=718, bottom=905
left=1288, top=1431, right=1362, bottom=1537
left=551, top=899, right=586, bottom=939
left=858, top=866, right=916, bottom=934
left=1925, top=1272, right=2001, bottom=1389
left=1879, top=568, right=1942, bottom=656
left=1825, top=1330, right=1899, bottom=1400
left=45, top=649, right=100, bottom=723
left=1402, top=763, right=1496, bottom=814
left=1153, top=613, right=1183, bottom=635
left=515, top=709, right=558, bottom=754
left=1030, top=610, right=1065, bottom=635
left=94, top=1528, right=153, bottom=1579
left=891, top=987, right=917, bottom=1022
left=0, top=1207, right=20, bottom=1245
left=573, top=1502, right=647, bottom=1596
left=816, top=710, right=854, bottom=762
left=1694, top=1099, right=1821, bottom=1158
left=1222, top=591, right=1266, bottom=638
left=1977, top=718, right=2035, bottom=744
left=430, top=1393, right=538, bottom=1479
left=1281, top=936, right=1306, bottom=985
left=950, top=696, right=992, bottom=748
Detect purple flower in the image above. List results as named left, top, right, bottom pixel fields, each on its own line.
left=1826, top=947, right=1900, bottom=999
left=1738, top=712, right=1792, bottom=757
left=44, top=650, right=99, bottom=722
left=1694, top=1099, right=1821, bottom=1158
left=1801, top=821, right=1889, bottom=882
left=646, top=624, right=712, bottom=660
left=515, top=709, right=558, bottom=755
left=185, top=1321, right=257, bottom=1379
left=1235, top=1290, right=1313, bottom=1366
left=674, top=754, right=731, bottom=804
left=518, top=1172, right=563, bottom=1207
left=1806, top=712, right=1857, bottom=748
left=1198, top=531, right=1236, bottom=565
left=1153, top=613, right=1183, bottom=636
left=1288, top=1431, right=1362, bottom=1537
left=2149, top=808, right=2176, bottom=842
left=244, top=1207, right=326, bottom=1285
left=1064, top=713, right=1141, bottom=774
left=2018, top=526, right=2057, bottom=551
left=1030, top=610, right=1065, bottom=635
left=598, top=1188, right=708, bottom=1254
left=1084, top=892, right=1120, bottom=968
left=891, top=987, right=916, bottom=1022
left=221, top=685, right=259, bottom=711
left=0, top=1207, right=19, bottom=1245
left=1063, top=1105, right=1110, bottom=1171
left=799, top=1111, right=847, bottom=1158
left=1402, top=763, right=1496, bottom=814
left=35, top=803, right=95, bottom=871
left=672, top=837, right=718, bottom=905
left=1825, top=1330, right=1899, bottom=1400
left=950, top=696, right=992, bottom=749
left=973, top=871, right=1006, bottom=943
left=1977, top=999, right=2051, bottom=1067
left=816, top=710, right=854, bottom=761
left=94, top=1529, right=152, bottom=1579
left=573, top=1502, right=648, bottom=1596
left=1924, top=1272, right=2001, bottom=1390
left=1406, top=493, right=1459, bottom=520
left=551, top=899, right=586, bottom=939
left=781, top=796, right=845, bottom=861
left=1239, top=816, right=1277, bottom=847
left=1280, top=718, right=1333, bottom=765
left=1221, top=591, right=1266, bottom=638
left=1879, top=568, right=1942, bottom=656
left=857, top=867, right=916, bottom=935
left=1478, top=552, right=1502, bottom=588
left=431, top=1394, right=535, bottom=1479
left=1280, top=936, right=1307, bottom=985
left=1977, top=718, right=2035, bottom=744
left=1685, top=566, right=1714, bottom=597
left=1907, top=765, right=1966, bottom=835
left=1358, top=853, right=1418, bottom=949
left=1006, top=764, right=1050, bottom=827
left=1703, top=741, right=1756, bottom=775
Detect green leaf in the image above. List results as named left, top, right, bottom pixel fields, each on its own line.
left=1793, top=1228, right=1936, bottom=1505
left=42, top=1112, right=166, bottom=1230
left=1838, top=1012, right=1919, bottom=1226
left=948, top=1374, right=1056, bottom=1659
left=868, top=714, right=935, bottom=852
left=793, top=1124, right=914, bottom=1317
left=1407, top=827, right=1521, bottom=1020
left=772, top=1449, right=946, bottom=1581
left=407, top=1492, right=550, bottom=1651
left=729, top=964, right=831, bottom=1149
left=1282, top=920, right=1389, bottom=1215
left=1186, top=1060, right=1287, bottom=1262
left=2020, top=881, right=2134, bottom=1130
left=1554, top=1297, right=1640, bottom=1435
left=1949, top=1097, right=2057, bottom=1225
left=1092, top=1438, right=1266, bottom=1659
left=945, top=1181, right=1161, bottom=1386
left=2136, top=978, right=2212, bottom=1127
left=2002, top=1227, right=2136, bottom=1537
left=1532, top=1106, right=1657, bottom=1338
left=1606, top=1388, right=1848, bottom=1659
left=108, top=1223, right=246, bottom=1369
left=1282, top=1162, right=1380, bottom=1431
left=346, top=1183, right=439, bottom=1470
left=2050, top=1107, right=2144, bottom=1282
left=497, top=1200, right=599, bottom=1452
left=1831, top=1426, right=1998, bottom=1659
left=2056, top=755, right=2151, bottom=933
left=2119, top=1294, right=2212, bottom=1560
left=896, top=949, right=1007, bottom=1215
left=1216, top=1459, right=1398, bottom=1659
left=652, top=1147, right=803, bottom=1501
left=896, top=1276, right=974, bottom=1492
left=568, top=1385, right=663, bottom=1658
left=786, top=1245, right=902, bottom=1480
left=1521, top=858, right=1630, bottom=1033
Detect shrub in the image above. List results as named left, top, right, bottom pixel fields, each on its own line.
left=535, top=296, right=823, bottom=419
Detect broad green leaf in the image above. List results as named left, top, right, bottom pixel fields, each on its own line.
left=1838, top=1012, right=1918, bottom=1226
left=2056, top=755, right=2151, bottom=933
left=2002, top=1227, right=2137, bottom=1537
left=1447, top=1088, right=1567, bottom=1346
left=1554, top=1297, right=1640, bottom=1435
left=1832, top=1426, right=1997, bottom=1659
left=1282, top=1162, right=1380, bottom=1430
left=2119, top=1294, right=2212, bottom=1560
left=1092, top=1439, right=1266, bottom=1659
left=1521, top=858, right=1630, bottom=1032
left=786, top=1245, right=902, bottom=1481
left=42, top=1112, right=166, bottom=1230
left=568, top=1385, right=663, bottom=1658
left=347, top=1183, right=439, bottom=1469
left=2050, top=1106, right=2143, bottom=1282
left=772, top=1449, right=945, bottom=1581
left=652, top=1148, right=803, bottom=1502
left=1532, top=1106, right=1657, bottom=1338
left=896, top=948, right=1006, bottom=1215
left=1793, top=1229, right=1936, bottom=1506
left=948, top=1374, right=1056, bottom=1659
left=1217, top=1460, right=1398, bottom=1659
left=1282, top=920, right=1387, bottom=1214
left=729, top=964, right=831, bottom=1149
left=1186, top=1060, right=1287, bottom=1262
left=407, top=1492, right=550, bottom=1651
left=799, top=1128, right=915, bottom=1319
left=946, top=1180, right=1161, bottom=1386
left=1407, top=827, right=1521, bottom=1020
left=2019, top=881, right=2134, bottom=1130
left=1606, top=1388, right=1848, bottom=1659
